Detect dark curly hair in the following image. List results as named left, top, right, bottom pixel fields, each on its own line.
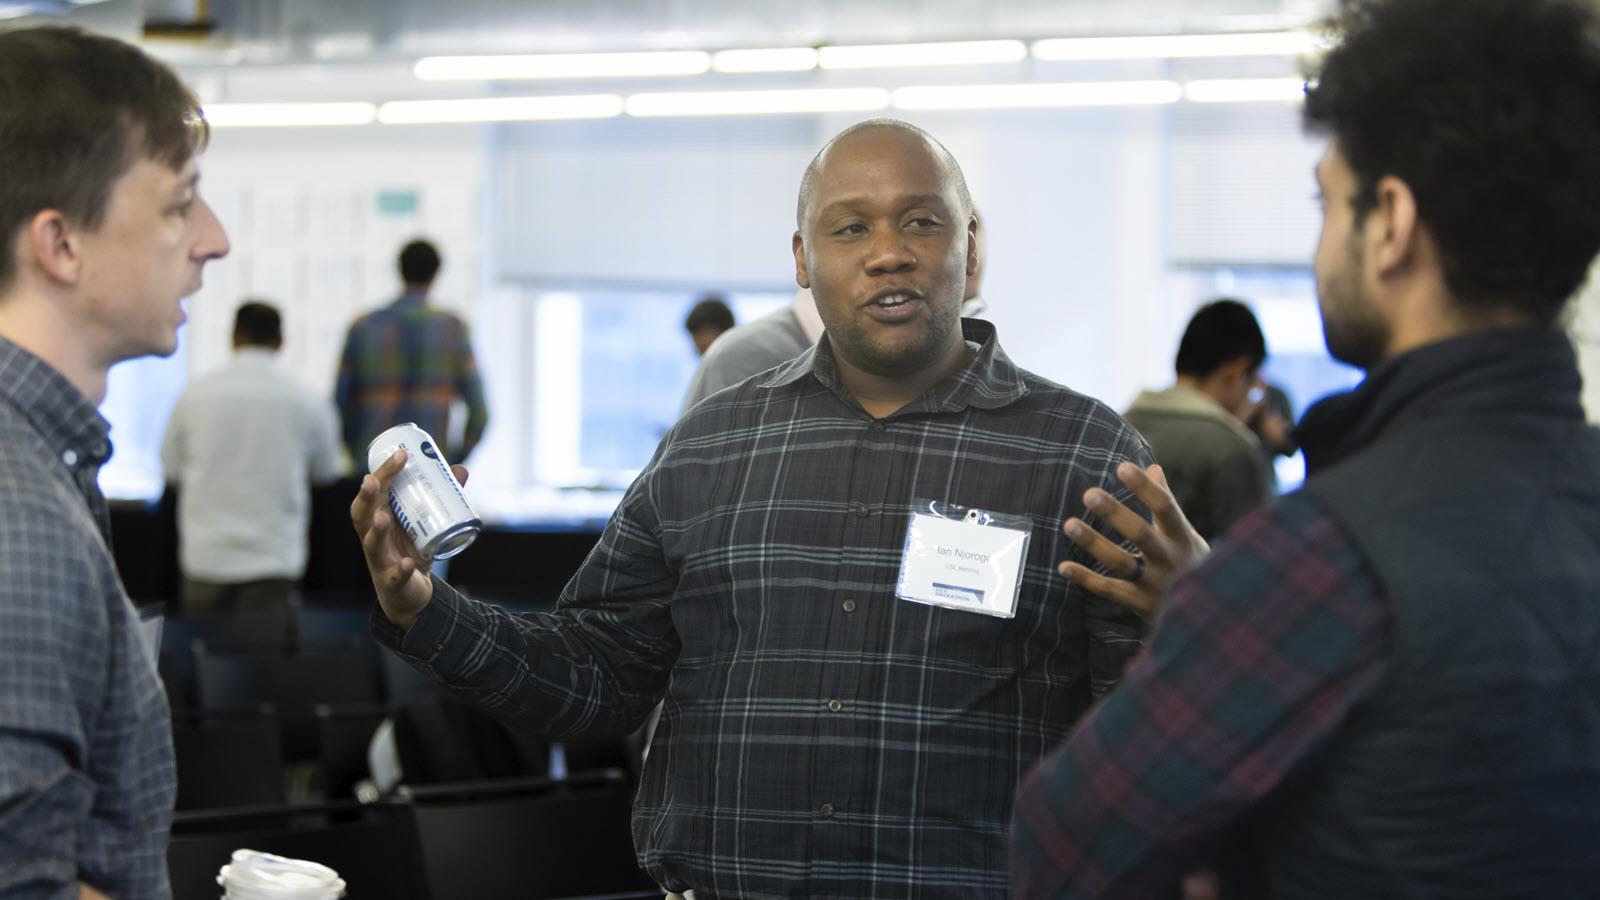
left=1304, top=0, right=1600, bottom=325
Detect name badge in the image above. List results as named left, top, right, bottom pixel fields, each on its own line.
left=895, top=500, right=1032, bottom=618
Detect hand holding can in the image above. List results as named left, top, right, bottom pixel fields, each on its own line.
left=353, top=424, right=478, bottom=629
left=366, top=423, right=481, bottom=560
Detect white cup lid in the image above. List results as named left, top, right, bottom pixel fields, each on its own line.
left=218, top=849, right=346, bottom=899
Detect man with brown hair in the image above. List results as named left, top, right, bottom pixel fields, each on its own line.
left=0, top=25, right=229, bottom=898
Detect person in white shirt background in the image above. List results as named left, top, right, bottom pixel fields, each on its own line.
left=161, top=300, right=342, bottom=615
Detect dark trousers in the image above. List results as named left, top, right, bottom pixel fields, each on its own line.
left=180, top=576, right=296, bottom=617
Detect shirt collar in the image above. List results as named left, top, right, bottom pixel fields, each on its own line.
left=1296, top=327, right=1583, bottom=474
left=394, top=289, right=428, bottom=308
left=0, top=334, right=113, bottom=469
left=762, top=318, right=1028, bottom=416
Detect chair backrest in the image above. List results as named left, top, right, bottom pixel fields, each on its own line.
left=316, top=703, right=392, bottom=801
left=440, top=526, right=601, bottom=607
left=168, top=801, right=425, bottom=900
left=407, top=771, right=655, bottom=900
left=159, top=608, right=294, bottom=706
left=302, top=477, right=375, bottom=599
left=171, top=707, right=286, bottom=811
left=379, top=647, right=445, bottom=707
left=195, top=648, right=379, bottom=760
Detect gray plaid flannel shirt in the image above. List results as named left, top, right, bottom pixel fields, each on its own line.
left=377, top=319, right=1152, bottom=899
left=0, top=336, right=175, bottom=899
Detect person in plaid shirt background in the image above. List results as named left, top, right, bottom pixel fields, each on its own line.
left=334, top=238, right=490, bottom=463
left=1010, top=0, right=1600, bottom=897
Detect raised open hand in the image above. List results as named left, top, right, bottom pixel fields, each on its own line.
left=1058, top=462, right=1209, bottom=619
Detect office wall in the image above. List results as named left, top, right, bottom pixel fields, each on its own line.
left=185, top=125, right=490, bottom=393
left=491, top=103, right=1323, bottom=409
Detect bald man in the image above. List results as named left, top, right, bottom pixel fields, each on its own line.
left=355, top=119, right=1150, bottom=898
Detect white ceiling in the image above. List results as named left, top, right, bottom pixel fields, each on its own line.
left=145, top=0, right=1333, bottom=63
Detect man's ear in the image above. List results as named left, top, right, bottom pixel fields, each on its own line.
left=22, top=208, right=83, bottom=287
left=1366, top=174, right=1420, bottom=280
left=964, top=216, right=979, bottom=279
left=792, top=231, right=811, bottom=289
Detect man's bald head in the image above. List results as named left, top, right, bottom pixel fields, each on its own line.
left=796, top=118, right=973, bottom=232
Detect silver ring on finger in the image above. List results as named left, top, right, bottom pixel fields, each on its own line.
left=1127, top=549, right=1145, bottom=583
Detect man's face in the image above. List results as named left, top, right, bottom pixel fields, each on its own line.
left=794, top=127, right=976, bottom=378
left=74, top=154, right=230, bottom=364
left=1313, top=141, right=1389, bottom=369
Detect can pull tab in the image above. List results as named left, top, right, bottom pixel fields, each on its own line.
left=965, top=508, right=993, bottom=526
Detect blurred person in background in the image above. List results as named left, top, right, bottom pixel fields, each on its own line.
left=1012, top=0, right=1600, bottom=896
left=334, top=238, right=489, bottom=462
left=0, top=25, right=229, bottom=898
left=1249, top=381, right=1299, bottom=494
left=161, top=300, right=341, bottom=616
left=683, top=292, right=736, bottom=357
left=1122, top=298, right=1271, bottom=541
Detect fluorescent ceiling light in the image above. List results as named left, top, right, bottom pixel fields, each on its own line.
left=203, top=102, right=376, bottom=128
left=1183, top=77, right=1307, bottom=104
left=1032, top=31, right=1319, bottom=61
left=819, top=40, right=1027, bottom=70
left=711, top=47, right=819, bottom=73
left=378, top=94, right=624, bottom=124
left=893, top=80, right=1181, bottom=111
left=626, top=87, right=890, bottom=118
left=414, top=50, right=711, bottom=81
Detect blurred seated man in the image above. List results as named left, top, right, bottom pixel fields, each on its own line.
left=1122, top=298, right=1271, bottom=541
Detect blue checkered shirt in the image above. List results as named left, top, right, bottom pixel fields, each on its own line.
left=376, top=320, right=1152, bottom=898
left=0, top=336, right=175, bottom=899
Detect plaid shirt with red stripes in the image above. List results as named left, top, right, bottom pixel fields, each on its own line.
left=1009, top=492, right=1390, bottom=899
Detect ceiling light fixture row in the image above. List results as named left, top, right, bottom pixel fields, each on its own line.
left=202, top=77, right=1309, bottom=127
left=411, top=31, right=1322, bottom=81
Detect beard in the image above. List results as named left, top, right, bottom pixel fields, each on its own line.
left=825, top=301, right=961, bottom=378
left=1318, top=237, right=1390, bottom=370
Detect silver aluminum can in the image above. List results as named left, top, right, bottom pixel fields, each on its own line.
left=366, top=423, right=480, bottom=559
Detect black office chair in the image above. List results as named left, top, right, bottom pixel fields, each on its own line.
left=195, top=647, right=379, bottom=761
left=159, top=607, right=295, bottom=707
left=442, top=526, right=602, bottom=610
left=168, top=801, right=425, bottom=900
left=406, top=770, right=655, bottom=900
left=315, top=702, right=392, bottom=801
left=378, top=647, right=446, bottom=707
left=301, top=477, right=376, bottom=604
left=171, top=706, right=286, bottom=811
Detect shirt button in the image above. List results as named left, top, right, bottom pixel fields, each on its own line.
left=842, top=599, right=857, bottom=613
left=819, top=803, right=835, bottom=817
left=827, top=699, right=843, bottom=713
left=61, top=449, right=78, bottom=466
left=852, top=502, right=869, bottom=518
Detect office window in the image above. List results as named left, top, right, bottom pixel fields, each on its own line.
left=98, top=331, right=190, bottom=500
left=527, top=287, right=787, bottom=489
